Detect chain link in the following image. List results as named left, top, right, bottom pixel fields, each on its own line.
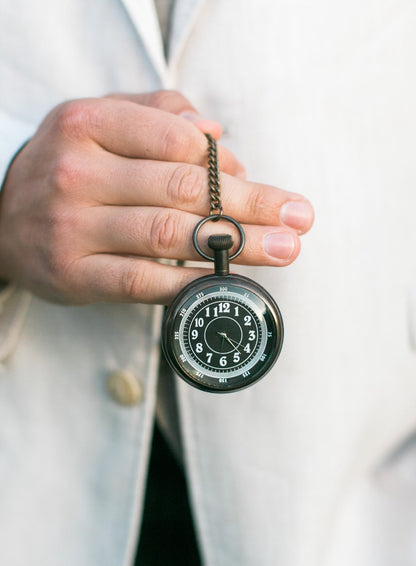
left=205, top=133, right=223, bottom=219
left=191, top=133, right=245, bottom=261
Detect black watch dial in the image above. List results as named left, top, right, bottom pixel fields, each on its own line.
left=162, top=274, right=283, bottom=393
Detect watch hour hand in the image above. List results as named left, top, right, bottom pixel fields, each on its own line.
left=217, top=331, right=240, bottom=353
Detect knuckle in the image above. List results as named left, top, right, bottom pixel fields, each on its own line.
left=47, top=252, right=72, bottom=292
left=120, top=262, right=147, bottom=301
left=148, top=209, right=180, bottom=255
left=51, top=153, right=87, bottom=195
left=44, top=247, right=73, bottom=295
left=46, top=208, right=79, bottom=268
left=160, top=119, right=193, bottom=160
left=55, top=100, right=89, bottom=137
left=166, top=164, right=202, bottom=206
left=45, top=194, right=81, bottom=241
left=54, top=99, right=103, bottom=140
left=246, top=186, right=270, bottom=220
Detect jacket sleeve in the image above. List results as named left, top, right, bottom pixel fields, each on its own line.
left=0, top=108, right=36, bottom=188
left=0, top=109, right=36, bottom=361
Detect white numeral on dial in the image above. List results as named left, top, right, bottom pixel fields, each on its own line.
left=213, top=302, right=230, bottom=317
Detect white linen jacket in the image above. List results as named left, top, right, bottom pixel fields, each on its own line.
left=1, top=1, right=416, bottom=565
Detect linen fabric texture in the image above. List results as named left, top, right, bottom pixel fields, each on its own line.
left=1, top=1, right=416, bottom=565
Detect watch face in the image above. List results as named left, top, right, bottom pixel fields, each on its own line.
left=162, top=274, right=283, bottom=392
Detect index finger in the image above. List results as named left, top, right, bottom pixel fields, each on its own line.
left=52, top=97, right=228, bottom=168
left=106, top=90, right=223, bottom=140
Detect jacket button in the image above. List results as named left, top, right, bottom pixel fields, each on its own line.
left=106, top=370, right=143, bottom=406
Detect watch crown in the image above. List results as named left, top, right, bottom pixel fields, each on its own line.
left=208, top=234, right=233, bottom=276
left=208, top=234, right=233, bottom=251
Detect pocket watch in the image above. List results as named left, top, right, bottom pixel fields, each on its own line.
left=161, top=135, right=284, bottom=393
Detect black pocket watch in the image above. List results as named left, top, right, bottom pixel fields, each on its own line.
left=161, top=135, right=284, bottom=393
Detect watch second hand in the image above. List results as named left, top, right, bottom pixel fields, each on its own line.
left=217, top=332, right=241, bottom=353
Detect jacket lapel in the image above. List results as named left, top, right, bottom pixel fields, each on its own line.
left=119, top=0, right=167, bottom=81
left=168, top=0, right=206, bottom=67
left=118, top=0, right=206, bottom=82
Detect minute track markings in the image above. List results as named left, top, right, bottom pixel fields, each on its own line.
left=181, top=293, right=263, bottom=375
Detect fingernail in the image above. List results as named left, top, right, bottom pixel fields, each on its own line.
left=180, top=111, right=204, bottom=123
left=280, top=200, right=314, bottom=232
left=263, top=232, right=296, bottom=260
left=181, top=111, right=219, bottom=127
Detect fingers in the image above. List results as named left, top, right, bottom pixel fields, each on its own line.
left=78, top=206, right=302, bottom=267
left=106, top=90, right=201, bottom=115
left=103, top=91, right=245, bottom=177
left=80, top=156, right=314, bottom=234
left=4, top=90, right=312, bottom=308
left=51, top=97, right=229, bottom=169
left=69, top=255, right=211, bottom=304
left=106, top=90, right=223, bottom=140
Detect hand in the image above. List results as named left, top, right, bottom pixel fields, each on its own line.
left=0, top=90, right=314, bottom=305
